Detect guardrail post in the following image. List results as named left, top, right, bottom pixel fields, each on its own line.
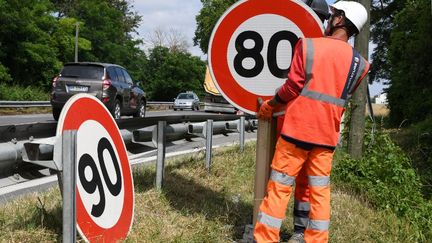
left=205, top=119, right=213, bottom=171
left=156, top=121, right=166, bottom=189
left=62, top=130, right=77, bottom=243
left=239, top=116, right=245, bottom=152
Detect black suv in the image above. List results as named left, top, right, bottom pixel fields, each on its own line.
left=50, top=62, right=146, bottom=120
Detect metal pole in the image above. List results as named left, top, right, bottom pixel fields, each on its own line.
left=62, top=130, right=77, bottom=243
left=205, top=119, right=213, bottom=171
left=156, top=121, right=166, bottom=189
left=239, top=116, right=245, bottom=152
left=75, top=22, right=79, bottom=62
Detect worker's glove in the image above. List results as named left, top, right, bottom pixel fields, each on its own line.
left=257, top=99, right=274, bottom=120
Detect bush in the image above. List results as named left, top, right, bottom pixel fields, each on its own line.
left=333, top=129, right=432, bottom=240
left=0, top=83, right=49, bottom=101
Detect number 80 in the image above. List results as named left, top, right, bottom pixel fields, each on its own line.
left=234, top=30, right=299, bottom=79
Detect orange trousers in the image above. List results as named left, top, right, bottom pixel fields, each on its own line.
left=277, top=116, right=311, bottom=234
left=254, top=138, right=334, bottom=243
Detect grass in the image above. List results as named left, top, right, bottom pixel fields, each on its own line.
left=0, top=143, right=421, bottom=242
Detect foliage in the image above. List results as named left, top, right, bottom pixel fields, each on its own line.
left=0, top=83, right=49, bottom=101
left=0, top=0, right=147, bottom=90
left=333, top=129, right=432, bottom=240
left=54, top=0, right=148, bottom=82
left=144, top=46, right=206, bottom=101
left=389, top=118, right=432, bottom=199
left=370, top=0, right=432, bottom=126
left=194, top=0, right=236, bottom=54
left=369, top=0, right=407, bottom=82
left=0, top=0, right=63, bottom=88
left=386, top=0, right=432, bottom=125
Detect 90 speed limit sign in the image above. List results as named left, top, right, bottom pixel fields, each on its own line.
left=57, top=94, right=134, bottom=242
left=208, top=0, right=324, bottom=114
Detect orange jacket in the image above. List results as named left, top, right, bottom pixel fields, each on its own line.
left=280, top=37, right=370, bottom=147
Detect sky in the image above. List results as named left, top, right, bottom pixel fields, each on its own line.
left=132, top=0, right=387, bottom=96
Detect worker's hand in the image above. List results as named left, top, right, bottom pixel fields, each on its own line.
left=257, top=99, right=274, bottom=120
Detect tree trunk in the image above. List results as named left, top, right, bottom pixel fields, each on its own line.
left=348, top=0, right=371, bottom=159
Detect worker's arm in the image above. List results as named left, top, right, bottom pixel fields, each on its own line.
left=257, top=39, right=306, bottom=119
left=275, top=39, right=306, bottom=104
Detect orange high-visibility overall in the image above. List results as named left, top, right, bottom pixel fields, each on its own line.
left=276, top=115, right=311, bottom=235
left=254, top=37, right=370, bottom=243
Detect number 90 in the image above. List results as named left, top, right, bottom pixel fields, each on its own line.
left=78, top=137, right=122, bottom=218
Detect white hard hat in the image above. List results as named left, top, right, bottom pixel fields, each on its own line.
left=330, top=1, right=368, bottom=33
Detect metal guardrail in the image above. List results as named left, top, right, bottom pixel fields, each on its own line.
left=0, top=101, right=51, bottom=108
left=0, top=114, right=257, bottom=177
left=0, top=100, right=175, bottom=108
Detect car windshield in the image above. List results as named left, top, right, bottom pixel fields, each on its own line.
left=177, top=93, right=194, bottom=99
left=60, top=65, right=104, bottom=80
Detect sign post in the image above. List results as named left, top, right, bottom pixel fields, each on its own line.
left=62, top=130, right=77, bottom=243
left=57, top=94, right=134, bottom=242
left=207, top=0, right=324, bottom=236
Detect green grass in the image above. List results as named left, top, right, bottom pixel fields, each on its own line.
left=0, top=83, right=49, bottom=101
left=0, top=143, right=421, bottom=242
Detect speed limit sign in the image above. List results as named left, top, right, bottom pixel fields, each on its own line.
left=57, top=94, right=134, bottom=242
left=208, top=0, right=324, bottom=114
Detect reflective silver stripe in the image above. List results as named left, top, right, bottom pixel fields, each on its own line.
left=294, top=216, right=309, bottom=228
left=304, top=38, right=314, bottom=87
left=308, top=176, right=330, bottom=186
left=349, top=57, right=368, bottom=94
left=307, top=219, right=330, bottom=231
left=301, top=90, right=346, bottom=107
left=294, top=200, right=310, bottom=211
left=271, top=170, right=295, bottom=186
left=257, top=211, right=283, bottom=229
left=301, top=38, right=346, bottom=107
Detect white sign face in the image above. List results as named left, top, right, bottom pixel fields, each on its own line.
left=57, top=93, right=134, bottom=242
left=208, top=0, right=324, bottom=114
left=76, top=120, right=124, bottom=229
left=227, top=14, right=304, bottom=96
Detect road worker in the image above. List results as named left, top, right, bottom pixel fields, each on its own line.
left=254, top=1, right=370, bottom=243
left=277, top=1, right=330, bottom=243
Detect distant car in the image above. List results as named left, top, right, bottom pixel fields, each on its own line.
left=173, top=92, right=200, bottom=111
left=50, top=62, right=146, bottom=120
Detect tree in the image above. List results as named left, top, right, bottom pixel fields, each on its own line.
left=144, top=28, right=190, bottom=53
left=194, top=0, right=236, bottom=54
left=369, top=0, right=407, bottom=83
left=144, top=46, right=206, bottom=101
left=0, top=0, right=63, bottom=88
left=386, top=0, right=432, bottom=125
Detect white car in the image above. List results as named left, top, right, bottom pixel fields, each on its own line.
left=173, top=92, right=200, bottom=111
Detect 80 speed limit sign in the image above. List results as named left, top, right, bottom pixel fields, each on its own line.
left=208, top=0, right=324, bottom=114
left=57, top=94, right=134, bottom=242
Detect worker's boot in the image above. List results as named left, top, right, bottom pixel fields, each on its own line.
left=287, top=232, right=305, bottom=243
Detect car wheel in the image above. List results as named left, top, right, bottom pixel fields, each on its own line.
left=112, top=99, right=121, bottom=119
left=196, top=104, right=200, bottom=111
left=52, top=107, right=61, bottom=121
left=191, top=106, right=195, bottom=111
left=133, top=100, right=146, bottom=118
left=174, top=108, right=177, bottom=111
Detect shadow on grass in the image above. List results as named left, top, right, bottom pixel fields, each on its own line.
left=133, top=160, right=254, bottom=240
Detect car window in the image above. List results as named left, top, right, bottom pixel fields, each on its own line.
left=122, top=69, right=133, bottom=84
left=177, top=94, right=188, bottom=99
left=115, top=67, right=125, bottom=83
left=107, top=67, right=118, bottom=81
left=61, top=65, right=104, bottom=80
